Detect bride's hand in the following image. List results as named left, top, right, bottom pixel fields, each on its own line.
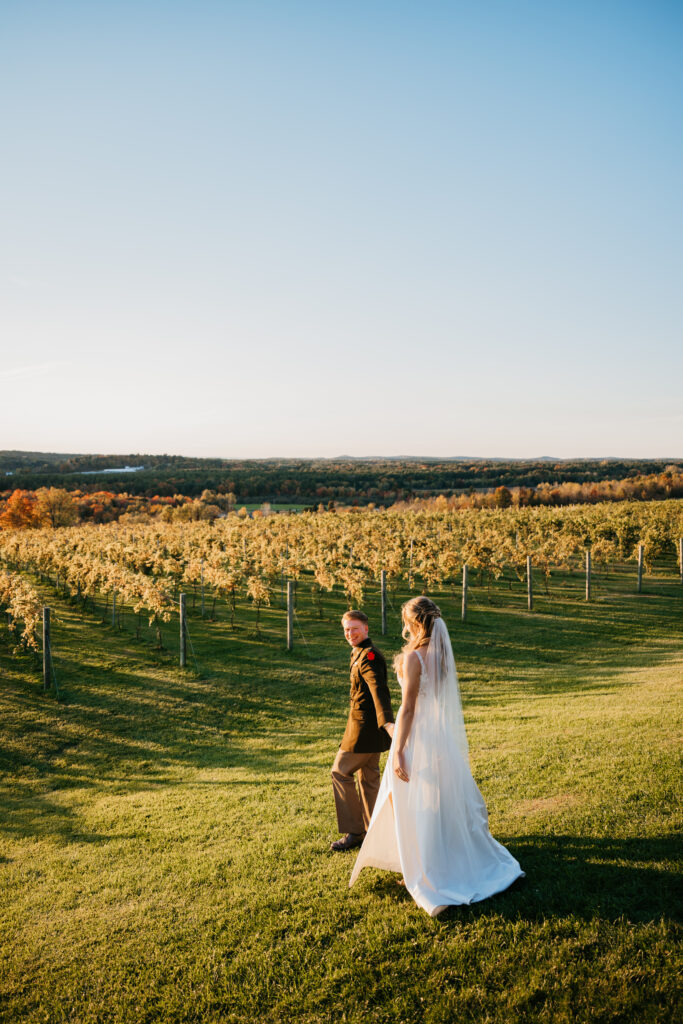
left=393, top=751, right=409, bottom=783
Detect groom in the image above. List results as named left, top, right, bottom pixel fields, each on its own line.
left=330, top=610, right=395, bottom=852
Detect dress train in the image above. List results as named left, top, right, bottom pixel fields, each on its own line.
left=349, top=649, right=523, bottom=917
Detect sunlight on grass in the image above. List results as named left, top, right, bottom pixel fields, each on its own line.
left=1, top=562, right=681, bottom=1022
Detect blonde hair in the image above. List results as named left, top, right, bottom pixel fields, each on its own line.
left=392, top=596, right=442, bottom=675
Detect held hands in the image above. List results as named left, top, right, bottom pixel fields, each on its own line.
left=383, top=722, right=395, bottom=739
left=393, top=750, right=409, bottom=783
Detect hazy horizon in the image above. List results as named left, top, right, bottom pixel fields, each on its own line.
left=3, top=448, right=681, bottom=465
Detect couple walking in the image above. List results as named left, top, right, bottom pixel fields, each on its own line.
left=331, top=598, right=523, bottom=917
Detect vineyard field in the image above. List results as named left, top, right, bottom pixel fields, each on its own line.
left=1, top=501, right=681, bottom=647
left=1, top=537, right=681, bottom=1023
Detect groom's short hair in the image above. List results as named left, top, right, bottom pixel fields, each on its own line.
left=342, top=610, right=368, bottom=625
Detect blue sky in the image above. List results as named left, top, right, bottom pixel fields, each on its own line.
left=1, top=0, right=681, bottom=458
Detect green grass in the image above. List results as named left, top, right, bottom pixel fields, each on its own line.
left=1, top=561, right=681, bottom=1023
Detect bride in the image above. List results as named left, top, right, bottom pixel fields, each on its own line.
left=349, top=596, right=523, bottom=916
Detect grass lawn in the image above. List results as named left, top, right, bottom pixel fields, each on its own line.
left=1, top=560, right=681, bottom=1023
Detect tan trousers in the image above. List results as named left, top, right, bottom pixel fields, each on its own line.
left=331, top=749, right=381, bottom=835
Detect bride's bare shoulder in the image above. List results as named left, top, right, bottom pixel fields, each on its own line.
left=404, top=649, right=424, bottom=674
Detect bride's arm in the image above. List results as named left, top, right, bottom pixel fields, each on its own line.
left=393, top=651, right=421, bottom=783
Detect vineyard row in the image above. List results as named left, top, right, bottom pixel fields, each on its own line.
left=1, top=500, right=681, bottom=664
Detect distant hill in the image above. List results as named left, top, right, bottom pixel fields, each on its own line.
left=1, top=451, right=679, bottom=507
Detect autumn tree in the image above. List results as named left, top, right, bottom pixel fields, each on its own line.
left=493, top=486, right=513, bottom=509
left=35, top=488, right=78, bottom=528
left=0, top=490, right=38, bottom=530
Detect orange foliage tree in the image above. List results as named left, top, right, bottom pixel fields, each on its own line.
left=0, top=490, right=38, bottom=530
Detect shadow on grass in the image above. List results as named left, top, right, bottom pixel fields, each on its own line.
left=1, top=570, right=680, bottom=845
left=364, top=833, right=681, bottom=926
left=0, top=787, right=137, bottom=846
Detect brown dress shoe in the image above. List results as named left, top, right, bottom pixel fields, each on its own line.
left=330, top=832, right=365, bottom=852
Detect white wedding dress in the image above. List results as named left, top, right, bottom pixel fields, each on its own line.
left=349, top=619, right=523, bottom=917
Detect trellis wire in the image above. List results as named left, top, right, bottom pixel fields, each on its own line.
left=5, top=535, right=682, bottom=682
left=183, top=617, right=201, bottom=675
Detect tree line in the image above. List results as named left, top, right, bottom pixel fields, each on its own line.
left=2, top=453, right=680, bottom=506
left=1, top=465, right=682, bottom=531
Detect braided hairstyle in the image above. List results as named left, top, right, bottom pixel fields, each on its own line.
left=393, top=596, right=442, bottom=675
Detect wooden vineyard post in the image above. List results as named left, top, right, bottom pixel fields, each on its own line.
left=287, top=581, right=294, bottom=651
left=462, top=564, right=468, bottom=621
left=679, top=538, right=682, bottom=584
left=637, top=544, right=644, bottom=593
left=585, top=550, right=591, bottom=601
left=179, top=593, right=187, bottom=668
left=201, top=558, right=205, bottom=618
left=112, top=592, right=117, bottom=627
left=380, top=570, right=387, bottom=636
left=527, top=556, right=533, bottom=611
left=42, top=606, right=50, bottom=692
left=409, top=539, right=413, bottom=590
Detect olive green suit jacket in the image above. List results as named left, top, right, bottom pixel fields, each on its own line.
left=340, top=637, right=395, bottom=753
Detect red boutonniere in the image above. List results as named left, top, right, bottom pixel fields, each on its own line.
left=367, top=651, right=375, bottom=660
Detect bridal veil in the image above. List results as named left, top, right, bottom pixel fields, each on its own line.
left=349, top=617, right=523, bottom=916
